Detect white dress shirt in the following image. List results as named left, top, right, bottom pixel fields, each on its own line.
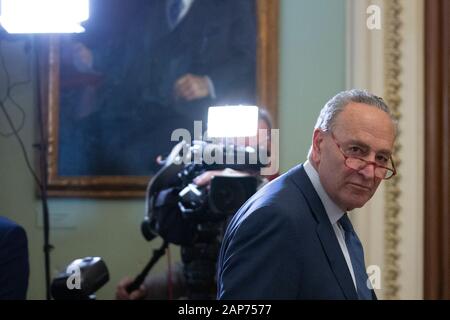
left=303, top=160, right=358, bottom=290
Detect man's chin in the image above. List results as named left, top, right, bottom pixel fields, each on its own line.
left=340, top=188, right=373, bottom=210
left=343, top=197, right=372, bottom=211
left=345, top=204, right=363, bottom=211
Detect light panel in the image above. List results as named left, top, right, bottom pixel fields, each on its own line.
left=0, top=0, right=89, bottom=34
left=207, top=105, right=259, bottom=138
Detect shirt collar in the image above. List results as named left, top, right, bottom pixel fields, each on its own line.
left=180, top=0, right=195, bottom=18
left=303, top=160, right=345, bottom=225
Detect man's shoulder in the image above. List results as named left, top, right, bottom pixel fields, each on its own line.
left=254, top=164, right=309, bottom=202
left=232, top=164, right=314, bottom=222
left=0, top=217, right=27, bottom=244
left=0, top=216, right=20, bottom=232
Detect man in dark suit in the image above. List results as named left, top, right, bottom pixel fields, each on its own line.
left=125, top=0, right=257, bottom=173
left=62, top=0, right=256, bottom=175
left=217, top=89, right=397, bottom=299
left=0, top=216, right=29, bottom=299
left=135, top=0, right=257, bottom=117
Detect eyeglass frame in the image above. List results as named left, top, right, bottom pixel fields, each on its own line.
left=328, top=132, right=397, bottom=180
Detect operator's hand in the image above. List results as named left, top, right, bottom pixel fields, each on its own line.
left=174, top=74, right=210, bottom=101
left=115, top=276, right=147, bottom=300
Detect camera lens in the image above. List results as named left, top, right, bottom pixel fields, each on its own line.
left=209, top=176, right=257, bottom=215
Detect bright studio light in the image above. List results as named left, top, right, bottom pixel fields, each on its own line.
left=0, top=0, right=89, bottom=34
left=207, top=105, right=259, bottom=138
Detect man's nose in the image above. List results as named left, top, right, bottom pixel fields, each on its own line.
left=358, top=162, right=376, bottom=179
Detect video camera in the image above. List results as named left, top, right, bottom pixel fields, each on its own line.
left=132, top=105, right=271, bottom=298
left=141, top=140, right=264, bottom=246
left=138, top=138, right=265, bottom=299
left=137, top=105, right=268, bottom=246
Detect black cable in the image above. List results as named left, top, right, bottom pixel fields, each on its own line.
left=0, top=41, right=29, bottom=137
left=0, top=95, right=27, bottom=137
left=2, top=52, right=31, bottom=135
left=0, top=40, right=41, bottom=186
left=0, top=101, right=42, bottom=188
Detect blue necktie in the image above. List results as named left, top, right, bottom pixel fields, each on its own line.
left=168, top=0, right=183, bottom=29
left=339, top=214, right=372, bottom=300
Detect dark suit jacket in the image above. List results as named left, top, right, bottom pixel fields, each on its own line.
left=144, top=0, right=257, bottom=122
left=0, top=217, right=29, bottom=299
left=66, top=0, right=257, bottom=175
left=217, top=164, right=376, bottom=299
left=84, top=0, right=256, bottom=121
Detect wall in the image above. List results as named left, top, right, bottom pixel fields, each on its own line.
left=279, top=0, right=346, bottom=171
left=0, top=0, right=346, bottom=299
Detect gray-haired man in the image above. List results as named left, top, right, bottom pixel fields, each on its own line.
left=217, top=89, right=397, bottom=299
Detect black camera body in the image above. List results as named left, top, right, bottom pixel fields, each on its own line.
left=178, top=174, right=258, bottom=221
left=141, top=141, right=263, bottom=299
left=141, top=141, right=262, bottom=246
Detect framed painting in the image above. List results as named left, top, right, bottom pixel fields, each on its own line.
left=38, top=0, right=279, bottom=197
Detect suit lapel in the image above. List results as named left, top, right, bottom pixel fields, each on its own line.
left=315, top=224, right=358, bottom=299
left=290, top=164, right=358, bottom=300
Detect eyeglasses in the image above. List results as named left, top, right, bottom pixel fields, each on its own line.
left=330, top=133, right=397, bottom=180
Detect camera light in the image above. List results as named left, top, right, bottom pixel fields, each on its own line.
left=207, top=105, right=259, bottom=138
left=0, top=0, right=89, bottom=34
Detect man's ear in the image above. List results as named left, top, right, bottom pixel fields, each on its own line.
left=312, top=129, right=325, bottom=163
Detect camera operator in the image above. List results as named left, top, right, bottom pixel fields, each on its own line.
left=115, top=109, right=275, bottom=300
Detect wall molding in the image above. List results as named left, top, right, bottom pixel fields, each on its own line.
left=383, top=0, right=402, bottom=300
left=346, top=0, right=424, bottom=299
